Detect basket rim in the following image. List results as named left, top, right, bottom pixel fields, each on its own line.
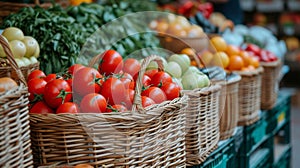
left=234, top=66, right=264, bottom=77
left=181, top=84, right=221, bottom=96
left=157, top=33, right=208, bottom=40
left=260, top=58, right=281, bottom=67
left=30, top=94, right=188, bottom=122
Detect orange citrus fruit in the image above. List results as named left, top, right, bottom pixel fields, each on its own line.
left=211, top=51, right=230, bottom=68
left=239, top=51, right=251, bottom=67
left=227, top=55, right=244, bottom=71
left=249, top=56, right=260, bottom=68
left=155, top=21, right=169, bottom=33
left=247, top=65, right=255, bottom=70
left=210, top=36, right=228, bottom=52
left=226, top=45, right=240, bottom=56
left=181, top=48, right=196, bottom=56
left=199, top=50, right=214, bottom=66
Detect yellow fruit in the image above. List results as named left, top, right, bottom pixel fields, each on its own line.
left=210, top=36, right=227, bottom=52
left=199, top=50, right=214, bottom=66
left=22, top=36, right=38, bottom=57
left=9, top=40, right=26, bottom=58
left=211, top=51, right=229, bottom=68
left=155, top=21, right=169, bottom=33
left=2, top=27, right=24, bottom=41
left=186, top=25, right=204, bottom=37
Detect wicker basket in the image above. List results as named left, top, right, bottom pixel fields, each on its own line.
left=235, top=67, right=264, bottom=126
left=0, top=58, right=39, bottom=81
left=182, top=84, right=221, bottom=166
left=214, top=73, right=241, bottom=140
left=30, top=55, right=188, bottom=167
left=0, top=35, right=33, bottom=167
left=260, top=59, right=282, bottom=110
left=157, top=34, right=209, bottom=53
left=0, top=0, right=69, bottom=24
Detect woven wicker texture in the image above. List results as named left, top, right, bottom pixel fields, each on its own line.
left=236, top=67, right=263, bottom=126
left=0, top=0, right=69, bottom=24
left=216, top=74, right=241, bottom=140
left=30, top=55, right=188, bottom=167
left=157, top=34, right=209, bottom=53
left=182, top=84, right=221, bottom=166
left=260, top=59, right=281, bottom=110
left=0, top=59, right=40, bottom=81
left=0, top=34, right=33, bottom=167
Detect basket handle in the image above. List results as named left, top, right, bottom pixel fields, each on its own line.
left=131, top=55, right=164, bottom=113
left=88, top=53, right=164, bottom=114
left=0, top=35, right=27, bottom=86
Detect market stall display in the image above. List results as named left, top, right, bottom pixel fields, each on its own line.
left=29, top=54, right=188, bottom=167
left=0, top=1, right=294, bottom=167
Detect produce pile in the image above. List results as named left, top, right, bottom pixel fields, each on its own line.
left=1, top=2, right=161, bottom=74
left=27, top=49, right=209, bottom=114
left=0, top=27, right=39, bottom=67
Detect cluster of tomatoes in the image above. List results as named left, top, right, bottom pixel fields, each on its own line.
left=28, top=50, right=181, bottom=114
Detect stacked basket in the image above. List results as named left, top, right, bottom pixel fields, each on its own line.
left=183, top=84, right=221, bottom=166
left=260, top=59, right=282, bottom=110
left=235, top=67, right=264, bottom=126
left=0, top=35, right=33, bottom=167
left=30, top=55, right=189, bottom=167
left=214, top=73, right=241, bottom=140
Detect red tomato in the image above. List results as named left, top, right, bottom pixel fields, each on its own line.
left=73, top=67, right=103, bottom=97
left=106, top=104, right=128, bottom=112
left=29, top=101, right=54, bottom=114
left=68, top=64, right=85, bottom=75
left=56, top=102, right=80, bottom=114
left=150, top=71, right=172, bottom=87
left=142, top=86, right=166, bottom=104
left=142, top=75, right=151, bottom=87
left=44, top=74, right=59, bottom=83
left=100, top=77, right=126, bottom=105
left=119, top=72, right=135, bottom=90
left=98, top=50, right=123, bottom=75
left=80, top=93, right=107, bottom=113
left=27, top=70, right=46, bottom=82
left=28, top=78, right=47, bottom=102
left=66, top=78, right=73, bottom=89
left=145, top=69, right=158, bottom=79
left=123, top=58, right=141, bottom=77
left=141, top=96, right=155, bottom=108
left=44, top=79, right=72, bottom=109
left=245, top=44, right=261, bottom=56
left=124, top=89, right=135, bottom=109
left=161, top=82, right=181, bottom=100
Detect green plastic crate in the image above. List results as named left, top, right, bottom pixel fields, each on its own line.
left=237, top=148, right=271, bottom=168
left=273, top=145, right=291, bottom=168
left=190, top=138, right=235, bottom=168
left=238, top=119, right=268, bottom=155
left=261, top=91, right=291, bottom=135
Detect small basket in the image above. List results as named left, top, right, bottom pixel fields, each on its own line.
left=0, top=35, right=33, bottom=167
left=235, top=67, right=264, bottom=126
left=214, top=73, right=241, bottom=140
left=0, top=58, right=39, bottom=81
left=182, top=84, right=221, bottom=166
left=30, top=55, right=188, bottom=167
left=260, top=59, right=282, bottom=110
left=0, top=0, right=69, bottom=24
left=157, top=34, right=209, bottom=53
